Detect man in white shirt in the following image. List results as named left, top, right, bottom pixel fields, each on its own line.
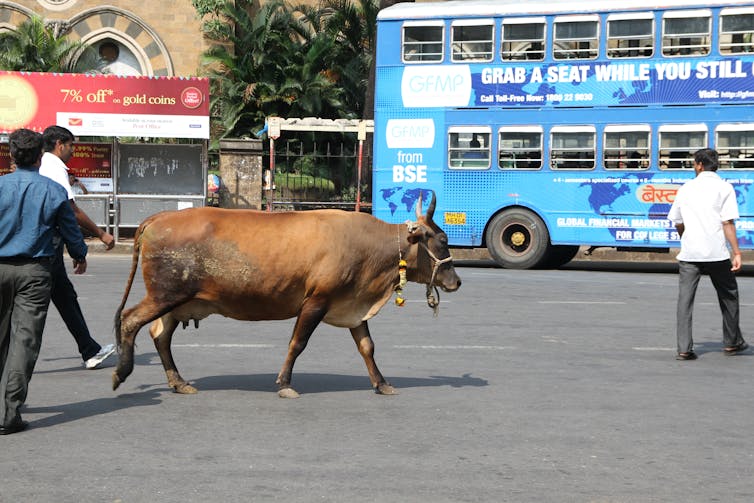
left=667, top=148, right=749, bottom=360
left=39, top=126, right=117, bottom=369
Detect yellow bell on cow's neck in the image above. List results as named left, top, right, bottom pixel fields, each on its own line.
left=395, top=259, right=407, bottom=306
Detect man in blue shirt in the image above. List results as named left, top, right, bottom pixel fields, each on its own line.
left=0, top=129, right=88, bottom=435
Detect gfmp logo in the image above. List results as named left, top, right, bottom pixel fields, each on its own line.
left=386, top=119, right=435, bottom=149
left=401, top=65, right=472, bottom=108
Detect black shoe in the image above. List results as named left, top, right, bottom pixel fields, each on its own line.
left=676, top=351, right=697, bottom=361
left=0, top=420, right=28, bottom=435
left=724, top=341, right=749, bottom=356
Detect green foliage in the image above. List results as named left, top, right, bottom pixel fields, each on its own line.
left=197, top=0, right=377, bottom=142
left=0, top=15, right=91, bottom=72
left=275, top=172, right=335, bottom=193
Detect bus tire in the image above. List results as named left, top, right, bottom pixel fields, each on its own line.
left=543, top=245, right=580, bottom=268
left=485, top=209, right=552, bottom=269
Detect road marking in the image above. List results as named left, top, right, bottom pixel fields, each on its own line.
left=538, top=301, right=626, bottom=304
left=633, top=347, right=673, bottom=351
left=173, top=344, right=275, bottom=348
left=393, top=344, right=513, bottom=350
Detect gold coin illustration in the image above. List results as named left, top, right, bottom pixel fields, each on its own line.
left=0, top=75, right=39, bottom=129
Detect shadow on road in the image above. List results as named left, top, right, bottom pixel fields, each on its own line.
left=24, top=390, right=163, bottom=429
left=187, top=372, right=488, bottom=394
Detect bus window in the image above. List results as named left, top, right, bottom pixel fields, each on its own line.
left=719, top=9, right=754, bottom=54
left=553, top=15, right=599, bottom=60
left=448, top=128, right=491, bottom=169
left=716, top=125, right=754, bottom=169
left=603, top=126, right=651, bottom=170
left=607, top=13, right=654, bottom=59
left=659, top=125, right=707, bottom=169
left=451, top=20, right=494, bottom=62
left=403, top=22, right=444, bottom=62
left=550, top=126, right=596, bottom=169
left=662, top=10, right=711, bottom=56
left=498, top=126, right=543, bottom=170
left=501, top=18, right=546, bottom=61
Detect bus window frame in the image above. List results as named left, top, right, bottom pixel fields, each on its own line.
left=716, top=124, right=754, bottom=170
left=498, top=126, right=543, bottom=170
left=659, top=124, right=708, bottom=170
left=719, top=7, right=754, bottom=55
left=552, top=14, right=600, bottom=60
left=448, top=126, right=492, bottom=170
left=603, top=124, right=651, bottom=170
left=451, top=18, right=495, bottom=63
left=402, top=20, right=445, bottom=63
left=606, top=12, right=654, bottom=59
left=550, top=125, right=597, bottom=170
left=501, top=17, right=547, bottom=61
left=662, top=9, right=712, bottom=57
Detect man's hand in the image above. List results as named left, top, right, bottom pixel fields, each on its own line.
left=731, top=252, right=742, bottom=272
left=72, top=258, right=87, bottom=274
left=100, top=231, right=115, bottom=250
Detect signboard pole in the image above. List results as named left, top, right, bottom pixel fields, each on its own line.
left=267, top=117, right=281, bottom=212
left=268, top=138, right=275, bottom=212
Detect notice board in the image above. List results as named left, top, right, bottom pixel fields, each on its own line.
left=117, top=143, right=204, bottom=195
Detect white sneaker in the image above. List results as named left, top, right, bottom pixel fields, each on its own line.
left=84, top=343, right=116, bottom=369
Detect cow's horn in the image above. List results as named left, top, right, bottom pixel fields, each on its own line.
left=415, top=190, right=424, bottom=219
left=426, top=190, right=436, bottom=221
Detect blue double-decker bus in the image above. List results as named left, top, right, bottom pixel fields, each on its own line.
left=372, top=0, right=754, bottom=268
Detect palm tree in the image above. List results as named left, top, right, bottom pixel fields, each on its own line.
left=198, top=0, right=376, bottom=141
left=0, top=15, right=90, bottom=72
left=363, top=0, right=413, bottom=120
left=309, top=0, right=378, bottom=118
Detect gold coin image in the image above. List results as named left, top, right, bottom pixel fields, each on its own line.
left=0, top=75, right=39, bottom=129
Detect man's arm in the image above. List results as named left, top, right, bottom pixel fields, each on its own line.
left=722, top=220, right=742, bottom=272
left=69, top=200, right=115, bottom=250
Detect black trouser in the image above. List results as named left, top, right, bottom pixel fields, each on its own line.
left=0, top=259, right=51, bottom=426
left=50, top=246, right=101, bottom=361
left=676, top=260, right=745, bottom=354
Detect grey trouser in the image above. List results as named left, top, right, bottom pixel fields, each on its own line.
left=676, top=260, right=744, bottom=354
left=0, top=259, right=52, bottom=426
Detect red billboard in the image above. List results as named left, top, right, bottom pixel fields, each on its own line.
left=0, top=71, right=209, bottom=139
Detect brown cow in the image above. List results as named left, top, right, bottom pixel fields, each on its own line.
left=113, top=192, right=461, bottom=398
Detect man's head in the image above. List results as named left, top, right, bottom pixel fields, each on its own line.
left=9, top=129, right=43, bottom=169
left=694, top=148, right=718, bottom=173
left=42, top=125, right=76, bottom=163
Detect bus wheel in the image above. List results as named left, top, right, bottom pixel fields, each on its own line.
left=485, top=209, right=551, bottom=269
left=543, top=245, right=580, bottom=268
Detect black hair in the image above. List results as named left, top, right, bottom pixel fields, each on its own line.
left=9, top=128, right=43, bottom=167
left=694, top=148, right=719, bottom=172
left=42, top=125, right=75, bottom=152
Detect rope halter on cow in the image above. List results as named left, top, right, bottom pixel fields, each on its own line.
left=399, top=220, right=453, bottom=316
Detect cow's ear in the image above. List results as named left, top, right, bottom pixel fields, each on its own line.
left=407, top=225, right=428, bottom=244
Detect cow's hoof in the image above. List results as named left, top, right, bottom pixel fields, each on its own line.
left=112, top=372, right=121, bottom=391
left=172, top=382, right=198, bottom=394
left=376, top=383, right=398, bottom=395
left=278, top=387, right=300, bottom=399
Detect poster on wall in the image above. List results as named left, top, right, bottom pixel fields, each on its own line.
left=0, top=142, right=113, bottom=192
left=0, top=71, right=209, bottom=139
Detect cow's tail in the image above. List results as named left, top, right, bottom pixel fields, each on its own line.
left=113, top=217, right=150, bottom=349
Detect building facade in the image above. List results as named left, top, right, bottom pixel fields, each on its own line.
left=0, top=0, right=209, bottom=76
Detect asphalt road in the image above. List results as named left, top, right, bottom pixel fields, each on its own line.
left=1, top=255, right=753, bottom=503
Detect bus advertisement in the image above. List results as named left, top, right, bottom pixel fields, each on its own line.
left=372, top=0, right=754, bottom=268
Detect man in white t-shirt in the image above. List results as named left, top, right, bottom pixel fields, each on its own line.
left=667, top=148, right=749, bottom=360
left=39, top=126, right=117, bottom=369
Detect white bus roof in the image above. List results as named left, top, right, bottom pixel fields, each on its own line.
left=377, top=0, right=754, bottom=21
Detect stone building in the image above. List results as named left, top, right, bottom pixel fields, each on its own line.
left=0, top=0, right=209, bottom=76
